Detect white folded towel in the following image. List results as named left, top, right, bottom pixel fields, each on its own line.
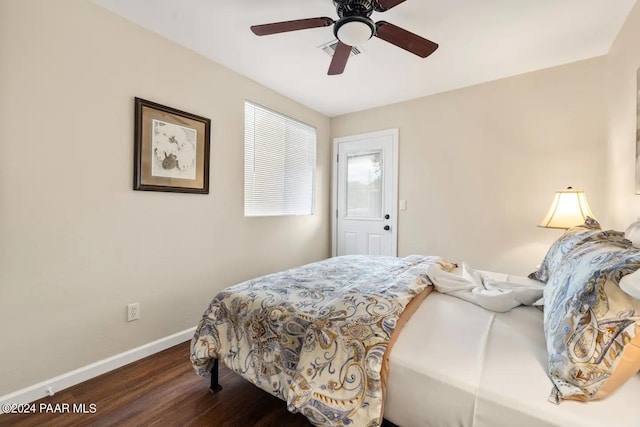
left=427, top=262, right=544, bottom=312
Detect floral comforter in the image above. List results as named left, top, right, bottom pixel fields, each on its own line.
left=190, top=255, right=440, bottom=426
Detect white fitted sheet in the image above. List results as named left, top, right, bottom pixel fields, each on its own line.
left=385, top=275, right=640, bottom=427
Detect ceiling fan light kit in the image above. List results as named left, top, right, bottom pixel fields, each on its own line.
left=250, top=0, right=438, bottom=75
left=334, top=16, right=375, bottom=47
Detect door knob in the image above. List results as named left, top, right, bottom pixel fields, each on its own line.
left=384, top=225, right=390, bottom=231
left=384, top=214, right=390, bottom=219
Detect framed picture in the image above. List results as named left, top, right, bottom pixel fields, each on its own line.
left=134, top=97, right=211, bottom=194
left=636, top=68, right=640, bottom=194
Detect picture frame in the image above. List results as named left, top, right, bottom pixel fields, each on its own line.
left=636, top=68, right=640, bottom=194
left=134, top=97, right=211, bottom=194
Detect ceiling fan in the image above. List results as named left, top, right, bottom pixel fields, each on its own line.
left=250, top=0, right=438, bottom=75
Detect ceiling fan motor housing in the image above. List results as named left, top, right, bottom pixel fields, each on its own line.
left=333, top=0, right=375, bottom=18
left=333, top=0, right=376, bottom=46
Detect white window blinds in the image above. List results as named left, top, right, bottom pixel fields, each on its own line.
left=244, top=102, right=316, bottom=216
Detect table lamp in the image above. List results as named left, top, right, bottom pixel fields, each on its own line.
left=538, top=187, right=596, bottom=229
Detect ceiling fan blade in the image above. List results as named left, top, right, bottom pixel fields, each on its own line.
left=375, top=21, right=438, bottom=58
left=251, top=17, right=334, bottom=36
left=328, top=41, right=351, bottom=75
left=374, top=0, right=407, bottom=12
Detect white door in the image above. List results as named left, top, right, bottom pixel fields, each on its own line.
left=332, top=129, right=398, bottom=257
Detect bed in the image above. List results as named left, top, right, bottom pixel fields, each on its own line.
left=191, top=219, right=640, bottom=427
left=385, top=278, right=640, bottom=427
left=191, top=254, right=437, bottom=426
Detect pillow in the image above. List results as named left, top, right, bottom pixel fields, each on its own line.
left=625, top=218, right=640, bottom=248
left=544, top=236, right=640, bottom=402
left=528, top=217, right=602, bottom=283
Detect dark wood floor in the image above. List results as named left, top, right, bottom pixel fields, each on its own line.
left=0, top=341, right=311, bottom=426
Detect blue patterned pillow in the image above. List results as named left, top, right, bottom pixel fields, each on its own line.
left=529, top=217, right=602, bottom=283
left=544, top=236, right=640, bottom=401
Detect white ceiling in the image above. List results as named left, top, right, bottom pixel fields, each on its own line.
left=92, top=0, right=637, bottom=117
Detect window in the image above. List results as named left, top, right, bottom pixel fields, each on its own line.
left=244, top=101, right=316, bottom=216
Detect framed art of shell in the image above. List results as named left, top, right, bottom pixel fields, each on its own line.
left=134, top=97, right=211, bottom=194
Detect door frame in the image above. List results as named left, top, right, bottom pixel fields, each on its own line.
left=331, top=128, right=399, bottom=257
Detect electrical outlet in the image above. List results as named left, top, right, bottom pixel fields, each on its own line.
left=127, top=303, right=140, bottom=321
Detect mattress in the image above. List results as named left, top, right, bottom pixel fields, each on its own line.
left=384, top=272, right=640, bottom=427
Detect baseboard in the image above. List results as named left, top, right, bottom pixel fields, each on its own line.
left=0, top=327, right=196, bottom=412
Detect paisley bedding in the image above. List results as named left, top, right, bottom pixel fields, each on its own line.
left=190, top=254, right=441, bottom=426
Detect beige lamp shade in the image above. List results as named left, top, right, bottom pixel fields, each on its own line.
left=538, top=187, right=596, bottom=229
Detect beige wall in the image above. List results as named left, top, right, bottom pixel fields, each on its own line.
left=332, top=58, right=607, bottom=275
left=605, top=1, right=640, bottom=229
left=0, top=0, right=331, bottom=395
